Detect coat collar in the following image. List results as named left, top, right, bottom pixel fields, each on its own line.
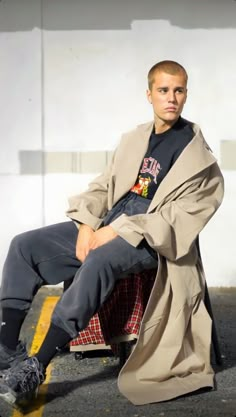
left=113, top=122, right=152, bottom=204
left=135, top=121, right=218, bottom=211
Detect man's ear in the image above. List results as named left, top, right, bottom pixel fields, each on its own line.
left=184, top=88, right=188, bottom=103
left=146, top=89, right=152, bottom=104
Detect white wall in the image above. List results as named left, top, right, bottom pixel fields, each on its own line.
left=0, top=0, right=236, bottom=286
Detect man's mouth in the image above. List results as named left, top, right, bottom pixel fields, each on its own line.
left=165, top=107, right=177, bottom=112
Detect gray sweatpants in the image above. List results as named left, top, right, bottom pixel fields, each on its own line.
left=0, top=193, right=158, bottom=338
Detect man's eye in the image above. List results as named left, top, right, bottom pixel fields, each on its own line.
left=158, top=88, right=168, bottom=93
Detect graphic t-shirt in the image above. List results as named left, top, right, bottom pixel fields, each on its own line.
left=130, top=117, right=194, bottom=199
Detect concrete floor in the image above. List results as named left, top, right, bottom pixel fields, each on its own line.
left=0, top=287, right=236, bottom=417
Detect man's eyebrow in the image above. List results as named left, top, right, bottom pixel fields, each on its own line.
left=156, top=85, right=183, bottom=88
left=156, top=86, right=185, bottom=90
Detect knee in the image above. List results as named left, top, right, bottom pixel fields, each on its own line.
left=9, top=230, right=36, bottom=255
left=79, top=248, right=118, bottom=291
left=10, top=233, right=25, bottom=252
left=84, top=248, right=110, bottom=272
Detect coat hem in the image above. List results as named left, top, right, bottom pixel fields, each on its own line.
left=118, top=373, right=214, bottom=405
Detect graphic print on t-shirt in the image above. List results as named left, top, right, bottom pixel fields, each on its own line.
left=140, top=157, right=161, bottom=184
left=130, top=175, right=152, bottom=198
left=130, top=157, right=161, bottom=197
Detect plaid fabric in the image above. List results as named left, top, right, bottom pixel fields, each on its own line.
left=70, top=315, right=105, bottom=346
left=70, top=269, right=156, bottom=348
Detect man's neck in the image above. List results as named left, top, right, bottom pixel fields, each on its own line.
left=154, top=117, right=180, bottom=134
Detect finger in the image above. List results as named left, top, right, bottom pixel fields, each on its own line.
left=88, top=237, right=97, bottom=249
left=76, top=248, right=85, bottom=262
left=84, top=246, right=90, bottom=258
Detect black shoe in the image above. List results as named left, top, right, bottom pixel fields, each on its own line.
left=0, top=356, right=45, bottom=407
left=0, top=341, right=28, bottom=371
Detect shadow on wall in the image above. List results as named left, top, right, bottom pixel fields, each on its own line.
left=0, top=0, right=236, bottom=31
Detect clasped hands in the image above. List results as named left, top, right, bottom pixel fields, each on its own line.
left=76, top=223, right=118, bottom=262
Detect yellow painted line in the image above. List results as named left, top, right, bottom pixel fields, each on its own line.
left=12, top=296, right=60, bottom=417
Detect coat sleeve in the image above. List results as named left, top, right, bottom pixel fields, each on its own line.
left=66, top=153, right=115, bottom=230
left=110, top=163, right=224, bottom=261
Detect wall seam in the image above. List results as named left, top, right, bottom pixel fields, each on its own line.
left=41, top=0, right=46, bottom=225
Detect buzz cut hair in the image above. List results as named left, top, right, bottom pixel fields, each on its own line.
left=147, top=60, right=188, bottom=90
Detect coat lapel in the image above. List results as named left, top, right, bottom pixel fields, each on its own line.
left=148, top=124, right=218, bottom=212
left=113, top=122, right=153, bottom=203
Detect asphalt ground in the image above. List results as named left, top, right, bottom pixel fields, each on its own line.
left=0, top=286, right=236, bottom=417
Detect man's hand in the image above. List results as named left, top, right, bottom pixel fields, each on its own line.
left=88, top=226, right=118, bottom=250
left=76, top=224, right=94, bottom=262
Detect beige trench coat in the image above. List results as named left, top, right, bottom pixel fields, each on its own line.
left=66, top=120, right=224, bottom=405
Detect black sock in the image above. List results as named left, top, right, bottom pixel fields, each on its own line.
left=35, top=323, right=72, bottom=368
left=0, top=308, right=27, bottom=350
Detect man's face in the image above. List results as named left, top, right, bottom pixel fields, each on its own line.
left=146, top=71, right=188, bottom=127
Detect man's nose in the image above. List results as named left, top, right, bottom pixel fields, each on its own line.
left=168, top=91, right=176, bottom=102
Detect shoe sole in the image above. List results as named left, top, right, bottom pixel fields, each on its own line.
left=0, top=385, right=17, bottom=408
left=0, top=384, right=39, bottom=410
